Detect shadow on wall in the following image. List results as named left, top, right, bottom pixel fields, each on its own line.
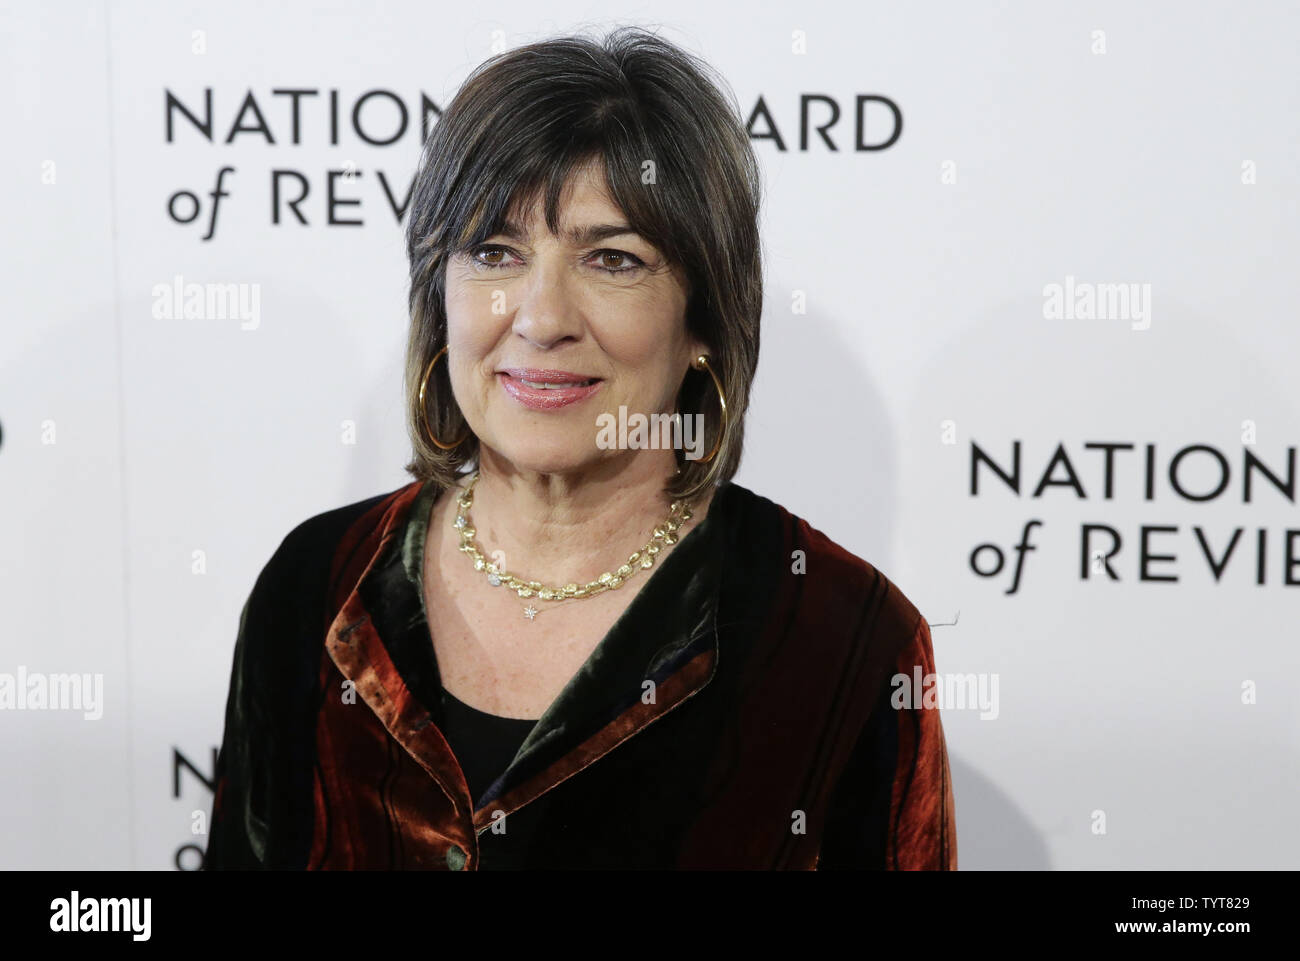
left=737, top=303, right=900, bottom=573
left=950, top=755, right=1051, bottom=869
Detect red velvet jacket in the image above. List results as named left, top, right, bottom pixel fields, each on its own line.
left=203, top=477, right=957, bottom=870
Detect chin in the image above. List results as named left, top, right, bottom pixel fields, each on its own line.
left=482, top=433, right=609, bottom=477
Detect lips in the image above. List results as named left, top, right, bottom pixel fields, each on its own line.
left=501, top=367, right=599, bottom=386
left=498, top=368, right=603, bottom=410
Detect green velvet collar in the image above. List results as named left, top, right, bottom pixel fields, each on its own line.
left=380, top=474, right=732, bottom=807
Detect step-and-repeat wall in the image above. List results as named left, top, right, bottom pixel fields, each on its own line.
left=3, top=1, right=1297, bottom=869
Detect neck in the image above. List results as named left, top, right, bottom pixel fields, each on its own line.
left=452, top=447, right=713, bottom=586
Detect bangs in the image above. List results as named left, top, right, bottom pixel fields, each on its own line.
left=441, top=106, right=687, bottom=268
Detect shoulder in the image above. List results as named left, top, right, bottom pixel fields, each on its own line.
left=278, top=482, right=415, bottom=563
left=246, top=480, right=425, bottom=632
left=717, top=481, right=926, bottom=663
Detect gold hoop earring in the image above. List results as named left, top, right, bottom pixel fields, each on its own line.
left=690, top=353, right=728, bottom=465
left=418, top=345, right=469, bottom=450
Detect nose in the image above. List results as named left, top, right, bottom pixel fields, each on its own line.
left=509, top=252, right=585, bottom=349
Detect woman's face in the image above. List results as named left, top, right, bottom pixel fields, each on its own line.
left=443, top=160, right=703, bottom=477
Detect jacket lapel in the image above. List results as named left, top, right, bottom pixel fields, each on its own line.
left=474, top=488, right=726, bottom=824
left=323, top=476, right=730, bottom=835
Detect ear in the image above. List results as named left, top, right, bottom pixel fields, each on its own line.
left=686, top=333, right=710, bottom=368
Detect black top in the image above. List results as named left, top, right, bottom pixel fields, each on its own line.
left=437, top=684, right=538, bottom=808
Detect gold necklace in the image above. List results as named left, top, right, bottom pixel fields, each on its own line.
left=452, top=470, right=693, bottom=620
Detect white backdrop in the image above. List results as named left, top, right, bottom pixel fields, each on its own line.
left=2, top=0, right=1297, bottom=870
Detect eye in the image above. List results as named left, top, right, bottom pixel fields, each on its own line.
left=467, top=244, right=520, bottom=270
left=464, top=244, right=647, bottom=275
left=589, top=249, right=646, bottom=275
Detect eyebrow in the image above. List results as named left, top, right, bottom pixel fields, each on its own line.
left=497, top=217, right=642, bottom=247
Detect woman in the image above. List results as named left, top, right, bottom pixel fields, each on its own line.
left=204, top=27, right=956, bottom=870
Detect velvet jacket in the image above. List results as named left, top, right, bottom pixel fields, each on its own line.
left=203, top=477, right=957, bottom=870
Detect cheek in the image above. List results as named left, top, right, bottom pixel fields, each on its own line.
left=599, top=328, right=689, bottom=409
left=596, top=298, right=688, bottom=365
left=445, top=279, right=504, bottom=359
left=613, top=315, right=696, bottom=379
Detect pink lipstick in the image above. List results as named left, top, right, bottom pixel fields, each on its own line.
left=498, top=368, right=603, bottom=410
